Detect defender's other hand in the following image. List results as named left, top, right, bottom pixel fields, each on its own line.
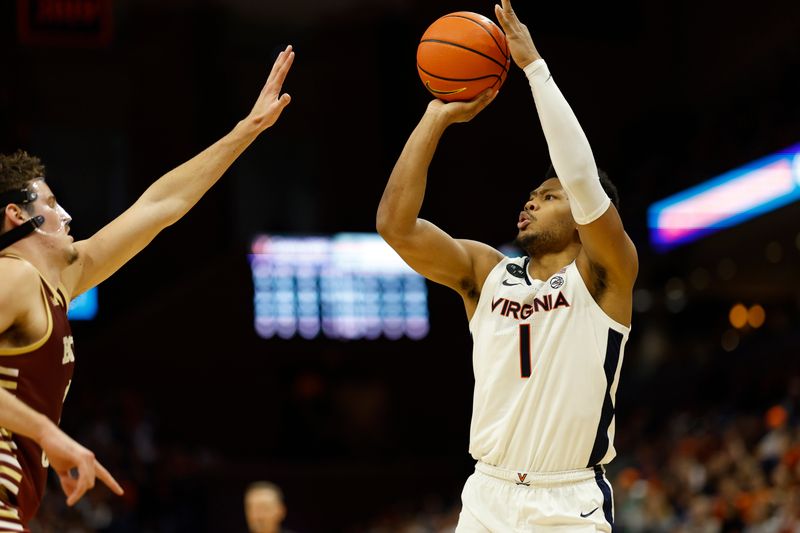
left=39, top=424, right=124, bottom=506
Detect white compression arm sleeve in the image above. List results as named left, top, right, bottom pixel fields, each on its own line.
left=524, top=59, right=610, bottom=225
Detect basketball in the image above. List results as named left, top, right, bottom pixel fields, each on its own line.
left=417, top=12, right=511, bottom=102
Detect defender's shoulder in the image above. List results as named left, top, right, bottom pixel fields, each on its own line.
left=0, top=257, right=41, bottom=300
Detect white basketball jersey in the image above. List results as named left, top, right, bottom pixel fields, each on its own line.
left=467, top=256, right=630, bottom=472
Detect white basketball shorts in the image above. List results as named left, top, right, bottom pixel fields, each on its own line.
left=456, top=462, right=614, bottom=532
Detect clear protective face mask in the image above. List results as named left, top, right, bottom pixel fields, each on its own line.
left=27, top=180, right=72, bottom=236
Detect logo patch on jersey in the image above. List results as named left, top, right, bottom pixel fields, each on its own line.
left=580, top=507, right=599, bottom=518
left=506, top=263, right=525, bottom=278
left=62, top=336, right=75, bottom=365
left=515, top=472, right=531, bottom=486
left=549, top=275, right=564, bottom=289
left=502, top=280, right=522, bottom=287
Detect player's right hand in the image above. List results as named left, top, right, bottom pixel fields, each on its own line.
left=495, top=0, right=541, bottom=70
left=427, top=89, right=498, bottom=125
left=38, top=423, right=124, bottom=506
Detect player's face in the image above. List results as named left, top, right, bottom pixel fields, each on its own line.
left=244, top=489, right=285, bottom=533
left=517, top=178, right=575, bottom=241
left=26, top=180, right=78, bottom=264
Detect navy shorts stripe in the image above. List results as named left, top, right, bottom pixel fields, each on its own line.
left=593, top=465, right=614, bottom=527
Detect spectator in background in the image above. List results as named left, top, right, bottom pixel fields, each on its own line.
left=244, top=481, right=293, bottom=533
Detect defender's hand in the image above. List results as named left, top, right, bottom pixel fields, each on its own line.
left=247, top=45, right=295, bottom=131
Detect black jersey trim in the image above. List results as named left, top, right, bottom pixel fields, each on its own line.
left=587, top=329, right=623, bottom=466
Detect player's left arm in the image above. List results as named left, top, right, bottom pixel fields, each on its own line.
left=63, top=46, right=294, bottom=297
left=497, top=0, right=638, bottom=320
left=574, top=207, right=638, bottom=299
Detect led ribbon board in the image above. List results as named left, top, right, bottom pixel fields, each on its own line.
left=649, top=143, right=800, bottom=251
left=250, top=233, right=429, bottom=340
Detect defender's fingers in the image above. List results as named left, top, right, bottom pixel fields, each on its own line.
left=95, top=459, right=124, bottom=496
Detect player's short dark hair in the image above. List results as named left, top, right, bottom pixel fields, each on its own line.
left=0, top=150, right=46, bottom=196
left=543, top=163, right=620, bottom=209
left=0, top=150, right=45, bottom=231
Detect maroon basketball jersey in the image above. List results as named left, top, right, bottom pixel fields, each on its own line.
left=0, top=256, right=75, bottom=525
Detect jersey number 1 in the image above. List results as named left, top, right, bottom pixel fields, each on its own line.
left=519, top=324, right=532, bottom=378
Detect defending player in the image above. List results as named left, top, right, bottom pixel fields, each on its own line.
left=0, top=45, right=294, bottom=530
left=376, top=2, right=637, bottom=530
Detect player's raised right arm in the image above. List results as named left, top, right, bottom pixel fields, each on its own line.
left=377, top=93, right=503, bottom=308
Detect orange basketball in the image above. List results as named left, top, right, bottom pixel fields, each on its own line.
left=417, top=12, right=511, bottom=102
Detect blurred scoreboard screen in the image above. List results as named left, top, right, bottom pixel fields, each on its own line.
left=67, top=286, right=97, bottom=320
left=250, top=233, right=429, bottom=340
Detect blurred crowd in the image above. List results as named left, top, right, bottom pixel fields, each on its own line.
left=358, top=381, right=800, bottom=533
left=25, top=294, right=800, bottom=533
left=612, top=392, right=800, bottom=533
left=29, top=377, right=800, bottom=533
left=30, top=389, right=212, bottom=533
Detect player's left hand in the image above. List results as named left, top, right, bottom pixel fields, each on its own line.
left=247, top=45, right=295, bottom=131
left=494, top=0, right=541, bottom=69
left=427, top=89, right=498, bottom=125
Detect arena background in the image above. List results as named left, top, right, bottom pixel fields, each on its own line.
left=1, top=0, right=799, bottom=531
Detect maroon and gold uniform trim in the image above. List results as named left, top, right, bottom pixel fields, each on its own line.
left=0, top=283, right=53, bottom=358
left=0, top=254, right=75, bottom=527
left=0, top=498, right=23, bottom=532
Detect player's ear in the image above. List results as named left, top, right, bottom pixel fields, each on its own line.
left=3, top=204, right=26, bottom=228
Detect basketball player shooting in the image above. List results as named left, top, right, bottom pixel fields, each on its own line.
left=0, top=46, right=294, bottom=530
left=376, top=1, right=637, bottom=530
